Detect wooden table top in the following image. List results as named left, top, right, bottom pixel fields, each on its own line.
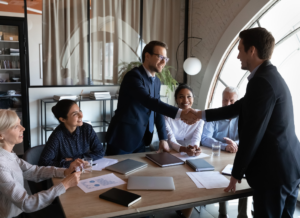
left=52, top=147, right=252, bottom=218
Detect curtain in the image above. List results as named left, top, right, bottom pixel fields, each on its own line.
left=90, top=0, right=140, bottom=85
left=143, top=0, right=184, bottom=82
left=42, top=0, right=88, bottom=85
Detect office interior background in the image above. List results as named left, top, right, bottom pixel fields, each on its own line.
left=0, top=0, right=299, bottom=159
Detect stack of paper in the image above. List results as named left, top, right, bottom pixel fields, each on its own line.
left=186, top=171, right=229, bottom=189
left=89, top=91, right=111, bottom=99
left=171, top=152, right=209, bottom=162
left=53, top=95, right=77, bottom=101
left=92, top=158, right=118, bottom=171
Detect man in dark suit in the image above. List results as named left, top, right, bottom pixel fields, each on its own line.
left=198, top=28, right=300, bottom=217
left=106, top=41, right=198, bottom=155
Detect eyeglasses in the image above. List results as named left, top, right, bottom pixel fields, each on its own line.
left=151, top=53, right=169, bottom=63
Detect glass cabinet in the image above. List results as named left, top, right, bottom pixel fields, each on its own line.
left=0, top=18, right=30, bottom=154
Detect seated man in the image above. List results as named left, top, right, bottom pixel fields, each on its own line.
left=201, top=87, right=248, bottom=218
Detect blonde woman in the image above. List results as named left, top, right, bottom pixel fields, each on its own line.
left=0, top=109, right=82, bottom=218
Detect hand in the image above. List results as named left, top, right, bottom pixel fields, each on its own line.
left=61, top=171, right=81, bottom=190
left=180, top=108, right=199, bottom=125
left=224, top=137, right=238, bottom=153
left=224, top=176, right=241, bottom=193
left=64, top=158, right=85, bottom=176
left=156, top=140, right=170, bottom=153
left=193, top=145, right=202, bottom=156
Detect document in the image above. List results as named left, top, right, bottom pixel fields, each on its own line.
left=191, top=171, right=230, bottom=189
left=172, top=152, right=209, bottom=162
left=92, top=158, right=118, bottom=171
left=186, top=172, right=204, bottom=188
left=78, top=173, right=126, bottom=193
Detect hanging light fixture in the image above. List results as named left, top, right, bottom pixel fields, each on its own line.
left=175, top=0, right=202, bottom=78
left=183, top=56, right=202, bottom=75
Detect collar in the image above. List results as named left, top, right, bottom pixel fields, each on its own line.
left=142, top=64, right=155, bottom=78
left=0, top=147, right=17, bottom=160
left=60, top=123, right=80, bottom=137
left=247, top=64, right=261, bottom=81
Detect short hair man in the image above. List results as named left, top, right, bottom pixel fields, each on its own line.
left=106, top=41, right=198, bottom=155
left=198, top=27, right=300, bottom=217
left=201, top=87, right=247, bottom=218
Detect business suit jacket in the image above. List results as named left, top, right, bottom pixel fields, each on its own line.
left=206, top=60, right=300, bottom=188
left=106, top=65, right=178, bottom=152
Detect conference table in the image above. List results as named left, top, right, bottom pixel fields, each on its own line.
left=52, top=147, right=253, bottom=218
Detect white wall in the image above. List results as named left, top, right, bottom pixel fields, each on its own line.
left=27, top=14, right=43, bottom=86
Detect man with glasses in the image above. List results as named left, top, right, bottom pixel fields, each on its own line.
left=106, top=41, right=198, bottom=155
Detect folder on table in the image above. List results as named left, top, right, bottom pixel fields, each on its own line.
left=99, top=188, right=141, bottom=207
left=186, top=159, right=214, bottom=172
left=145, top=152, right=184, bottom=167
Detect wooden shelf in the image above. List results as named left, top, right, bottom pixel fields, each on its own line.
left=0, top=69, right=20, bottom=71
left=0, top=82, right=21, bottom=84
left=0, top=55, right=19, bottom=57
left=0, top=40, right=19, bottom=43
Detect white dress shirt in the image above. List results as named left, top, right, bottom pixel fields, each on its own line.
left=0, top=147, right=66, bottom=218
left=164, top=109, right=205, bottom=152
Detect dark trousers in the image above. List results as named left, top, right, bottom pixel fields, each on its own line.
left=106, top=130, right=150, bottom=155
left=253, top=178, right=300, bottom=218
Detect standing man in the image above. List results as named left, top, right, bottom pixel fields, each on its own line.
left=106, top=41, right=198, bottom=155
left=198, top=28, right=300, bottom=217
left=201, top=86, right=248, bottom=218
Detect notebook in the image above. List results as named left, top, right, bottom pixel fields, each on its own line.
left=186, top=159, right=214, bottom=172
left=222, top=164, right=246, bottom=178
left=99, top=188, right=141, bottom=207
left=127, top=176, right=175, bottom=190
left=145, top=152, right=185, bottom=167
left=105, top=159, right=147, bottom=175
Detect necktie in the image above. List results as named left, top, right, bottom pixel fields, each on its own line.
left=148, top=77, right=155, bottom=133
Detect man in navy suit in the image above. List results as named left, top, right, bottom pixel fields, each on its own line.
left=106, top=41, right=198, bottom=155
left=197, top=28, right=300, bottom=217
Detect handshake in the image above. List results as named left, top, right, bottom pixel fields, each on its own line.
left=180, top=108, right=202, bottom=125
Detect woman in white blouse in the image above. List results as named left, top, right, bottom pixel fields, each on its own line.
left=165, top=84, right=205, bottom=157
left=0, top=109, right=82, bottom=218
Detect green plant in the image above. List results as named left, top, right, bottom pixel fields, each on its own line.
left=117, top=61, right=178, bottom=96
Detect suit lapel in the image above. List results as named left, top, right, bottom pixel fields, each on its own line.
left=139, top=65, right=152, bottom=94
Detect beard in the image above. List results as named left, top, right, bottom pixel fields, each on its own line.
left=149, top=64, right=162, bottom=73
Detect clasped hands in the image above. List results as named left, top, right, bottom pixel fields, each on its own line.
left=180, top=108, right=202, bottom=125
left=62, top=158, right=86, bottom=190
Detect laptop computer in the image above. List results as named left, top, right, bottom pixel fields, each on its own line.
left=127, top=176, right=175, bottom=190
left=146, top=152, right=185, bottom=167
left=105, top=159, right=147, bottom=175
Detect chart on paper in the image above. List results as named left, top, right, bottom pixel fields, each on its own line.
left=78, top=173, right=126, bottom=193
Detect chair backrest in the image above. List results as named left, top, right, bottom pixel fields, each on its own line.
left=23, top=145, right=49, bottom=195
left=96, top=132, right=107, bottom=154
left=23, top=145, right=45, bottom=165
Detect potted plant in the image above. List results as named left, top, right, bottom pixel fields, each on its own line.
left=117, top=61, right=177, bottom=97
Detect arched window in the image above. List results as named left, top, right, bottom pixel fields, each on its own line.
left=209, top=0, right=300, bottom=137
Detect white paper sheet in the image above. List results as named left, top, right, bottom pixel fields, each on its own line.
left=186, top=172, right=205, bottom=188
left=192, top=171, right=229, bottom=189
left=92, top=158, right=118, bottom=171
left=221, top=164, right=246, bottom=178
left=78, top=173, right=126, bottom=193
left=172, top=152, right=209, bottom=162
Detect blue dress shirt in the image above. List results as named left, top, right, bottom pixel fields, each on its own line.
left=39, top=123, right=105, bottom=168
left=201, top=117, right=239, bottom=151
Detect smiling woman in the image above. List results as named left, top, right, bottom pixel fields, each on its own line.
left=0, top=109, right=83, bottom=218
left=38, top=100, right=105, bottom=168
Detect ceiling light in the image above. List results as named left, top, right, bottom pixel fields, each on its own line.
left=27, top=7, right=42, bottom=14
left=0, top=1, right=8, bottom=5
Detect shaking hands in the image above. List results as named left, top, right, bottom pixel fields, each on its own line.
left=180, top=108, right=202, bottom=125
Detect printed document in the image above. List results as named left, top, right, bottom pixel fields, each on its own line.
left=78, top=173, right=126, bottom=193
